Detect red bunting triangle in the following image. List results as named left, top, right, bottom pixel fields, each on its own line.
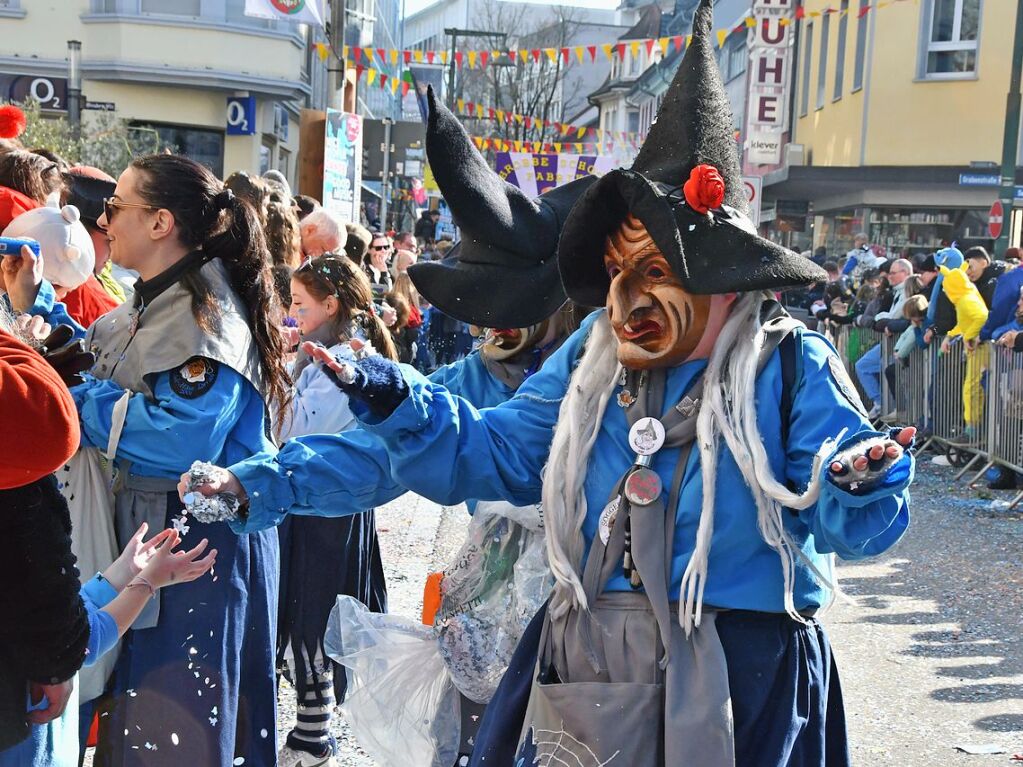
left=561, top=47, right=570, bottom=63
left=402, top=81, right=410, bottom=96
left=587, top=45, right=597, bottom=61
left=532, top=49, right=541, bottom=63
left=795, top=6, right=806, bottom=18
left=403, top=50, right=412, bottom=64
left=673, top=35, right=684, bottom=52
left=616, top=42, right=625, bottom=59
left=455, top=51, right=464, bottom=67
left=480, top=51, right=489, bottom=67
left=376, top=48, right=385, bottom=61
left=645, top=39, right=655, bottom=56
left=356, top=64, right=365, bottom=79
left=857, top=4, right=871, bottom=17
left=524, top=116, right=532, bottom=129
left=354, top=46, right=362, bottom=62
left=426, top=50, right=436, bottom=63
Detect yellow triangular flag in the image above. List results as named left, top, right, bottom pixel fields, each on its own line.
left=475, top=103, right=484, bottom=117
left=439, top=51, right=448, bottom=64
left=780, top=17, right=792, bottom=25
left=457, top=99, right=465, bottom=112
left=554, top=143, right=562, bottom=152
left=520, top=49, right=529, bottom=62
left=658, top=37, right=669, bottom=54
left=342, top=45, right=350, bottom=58
left=685, top=34, right=693, bottom=47
left=467, top=50, right=477, bottom=68
left=515, top=113, right=524, bottom=124
left=391, top=77, right=399, bottom=94
left=514, top=140, right=523, bottom=152
left=316, top=43, right=329, bottom=61
left=414, top=49, right=424, bottom=62
left=745, top=16, right=756, bottom=27
left=601, top=43, right=614, bottom=60
left=716, top=29, right=728, bottom=48
left=367, top=68, right=377, bottom=85
left=391, top=49, right=399, bottom=64
left=630, top=41, right=640, bottom=59
left=545, top=48, right=558, bottom=63
left=575, top=46, right=585, bottom=63
left=576, top=126, right=586, bottom=138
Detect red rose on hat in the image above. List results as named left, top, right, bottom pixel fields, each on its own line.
left=683, top=164, right=725, bottom=215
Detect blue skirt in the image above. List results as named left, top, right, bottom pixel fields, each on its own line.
left=470, top=604, right=851, bottom=767
left=93, top=492, right=279, bottom=767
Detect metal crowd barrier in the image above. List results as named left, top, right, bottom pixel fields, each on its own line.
left=821, top=320, right=1023, bottom=508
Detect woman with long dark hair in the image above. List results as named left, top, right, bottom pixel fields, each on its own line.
left=275, top=256, right=389, bottom=767
left=74, top=154, right=289, bottom=766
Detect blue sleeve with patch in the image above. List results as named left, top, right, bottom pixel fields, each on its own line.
left=784, top=332, right=912, bottom=560
left=72, top=358, right=250, bottom=477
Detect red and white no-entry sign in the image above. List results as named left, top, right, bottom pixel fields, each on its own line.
left=989, top=200, right=1004, bottom=239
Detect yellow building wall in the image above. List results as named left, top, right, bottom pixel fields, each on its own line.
left=795, top=0, right=1015, bottom=168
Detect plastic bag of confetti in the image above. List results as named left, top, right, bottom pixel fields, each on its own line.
left=325, top=595, right=459, bottom=767
left=435, top=500, right=552, bottom=704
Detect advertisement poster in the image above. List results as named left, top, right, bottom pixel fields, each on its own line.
left=323, top=109, right=362, bottom=224
left=493, top=152, right=615, bottom=197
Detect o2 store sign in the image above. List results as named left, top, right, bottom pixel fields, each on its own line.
left=226, top=96, right=257, bottom=136
left=2, top=75, right=68, bottom=111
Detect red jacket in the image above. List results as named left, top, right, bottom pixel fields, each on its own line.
left=62, top=276, right=120, bottom=327
left=0, top=333, right=79, bottom=489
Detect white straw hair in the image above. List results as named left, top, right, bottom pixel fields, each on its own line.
left=542, top=295, right=842, bottom=630
left=542, top=313, right=621, bottom=618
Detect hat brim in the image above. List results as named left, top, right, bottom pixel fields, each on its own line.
left=409, top=248, right=566, bottom=328
left=559, top=170, right=828, bottom=306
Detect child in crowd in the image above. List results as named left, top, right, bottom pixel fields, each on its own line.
left=0, top=524, right=215, bottom=767
left=276, top=256, right=392, bottom=767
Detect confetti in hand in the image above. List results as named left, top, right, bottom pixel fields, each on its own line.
left=183, top=461, right=241, bottom=523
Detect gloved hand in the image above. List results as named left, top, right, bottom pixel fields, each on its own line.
left=39, top=324, right=95, bottom=387
left=828, top=427, right=915, bottom=494
left=302, top=341, right=409, bottom=419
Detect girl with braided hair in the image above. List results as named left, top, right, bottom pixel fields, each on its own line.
left=276, top=256, right=391, bottom=767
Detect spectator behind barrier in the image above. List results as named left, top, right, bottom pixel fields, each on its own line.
left=300, top=208, right=348, bottom=258
left=965, top=246, right=1009, bottom=309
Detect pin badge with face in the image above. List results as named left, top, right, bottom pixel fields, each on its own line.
left=628, top=417, right=665, bottom=456
left=598, top=497, right=620, bottom=545
left=624, top=467, right=662, bottom=506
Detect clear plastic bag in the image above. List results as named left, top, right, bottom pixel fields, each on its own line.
left=324, top=595, right=460, bottom=767
left=436, top=500, right=552, bottom=704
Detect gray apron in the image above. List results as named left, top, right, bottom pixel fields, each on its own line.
left=85, top=257, right=263, bottom=628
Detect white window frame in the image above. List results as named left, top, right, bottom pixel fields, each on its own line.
left=800, top=21, right=814, bottom=117
left=919, top=0, right=981, bottom=80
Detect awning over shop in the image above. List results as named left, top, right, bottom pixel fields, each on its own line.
left=762, top=165, right=1023, bottom=214
left=361, top=181, right=382, bottom=199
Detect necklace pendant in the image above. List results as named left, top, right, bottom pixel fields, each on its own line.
left=628, top=417, right=665, bottom=456
left=617, top=389, right=636, bottom=408
left=624, top=467, right=662, bottom=506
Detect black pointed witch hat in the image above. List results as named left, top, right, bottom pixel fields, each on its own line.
left=557, top=0, right=826, bottom=306
left=407, top=86, right=597, bottom=328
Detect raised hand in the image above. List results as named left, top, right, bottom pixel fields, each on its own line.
left=302, top=341, right=409, bottom=418
left=1, top=245, right=44, bottom=312
left=829, top=427, right=915, bottom=493
left=137, top=530, right=217, bottom=589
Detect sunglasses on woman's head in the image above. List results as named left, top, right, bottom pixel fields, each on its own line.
left=103, top=198, right=160, bottom=223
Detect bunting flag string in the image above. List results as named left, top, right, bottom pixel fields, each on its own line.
left=333, top=2, right=901, bottom=70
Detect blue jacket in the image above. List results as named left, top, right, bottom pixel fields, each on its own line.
left=230, top=350, right=516, bottom=532
left=72, top=362, right=273, bottom=482
left=980, top=267, right=1023, bottom=341
left=352, top=311, right=913, bottom=612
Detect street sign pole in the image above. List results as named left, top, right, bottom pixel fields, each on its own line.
left=994, top=0, right=1023, bottom=256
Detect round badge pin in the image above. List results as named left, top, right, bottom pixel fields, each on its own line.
left=628, top=417, right=665, bottom=456
left=624, top=467, right=662, bottom=506
left=598, top=497, right=620, bottom=545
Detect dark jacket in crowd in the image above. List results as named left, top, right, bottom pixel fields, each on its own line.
left=413, top=213, right=436, bottom=242
left=0, top=477, right=89, bottom=750
left=980, top=267, right=1023, bottom=341
left=931, top=291, right=958, bottom=336
left=974, top=261, right=1011, bottom=309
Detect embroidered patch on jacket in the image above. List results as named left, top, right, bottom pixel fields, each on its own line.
left=827, top=355, right=869, bottom=417
left=170, top=357, right=219, bottom=399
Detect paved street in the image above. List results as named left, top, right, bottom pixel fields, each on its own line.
left=310, top=457, right=1022, bottom=766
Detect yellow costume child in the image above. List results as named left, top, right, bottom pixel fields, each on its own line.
left=936, top=247, right=989, bottom=437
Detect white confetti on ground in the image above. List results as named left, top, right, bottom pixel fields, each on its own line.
left=171, top=733, right=179, bottom=746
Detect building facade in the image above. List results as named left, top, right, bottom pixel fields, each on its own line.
left=0, top=0, right=332, bottom=183
left=762, top=0, right=1020, bottom=255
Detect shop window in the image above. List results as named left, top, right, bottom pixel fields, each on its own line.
left=627, top=110, right=639, bottom=134
left=133, top=122, right=224, bottom=178
left=0, top=0, right=25, bottom=16
left=800, top=22, right=813, bottom=117
left=833, top=0, right=849, bottom=100
left=816, top=13, right=830, bottom=110
left=852, top=0, right=869, bottom=91
left=920, top=0, right=981, bottom=78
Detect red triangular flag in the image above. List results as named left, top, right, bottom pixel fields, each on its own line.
left=376, top=48, right=385, bottom=61
left=645, top=39, right=655, bottom=56
left=795, top=6, right=806, bottom=18
left=466, top=101, right=474, bottom=113
left=403, top=50, right=412, bottom=64
left=524, top=116, right=532, bottom=129
left=616, top=42, right=625, bottom=60
left=455, top=51, right=464, bottom=67
left=354, top=46, right=362, bottom=62
left=561, top=47, right=570, bottom=63
left=356, top=64, right=365, bottom=79
left=857, top=4, right=871, bottom=18
left=402, top=81, right=410, bottom=96
left=532, top=49, right=541, bottom=63
left=426, top=50, right=436, bottom=64
left=480, top=51, right=489, bottom=68
left=673, top=35, right=684, bottom=52
left=587, top=45, right=597, bottom=61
